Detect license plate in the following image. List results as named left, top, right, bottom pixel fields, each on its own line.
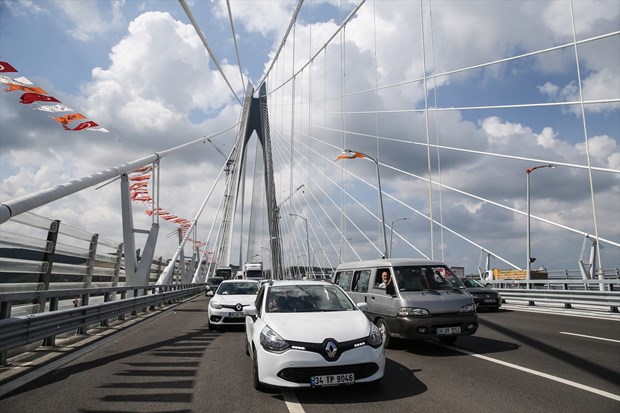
left=484, top=299, right=496, bottom=303
left=228, top=311, right=244, bottom=318
left=311, top=373, right=355, bottom=387
left=436, top=327, right=461, bottom=336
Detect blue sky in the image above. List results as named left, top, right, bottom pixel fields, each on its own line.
left=1, top=0, right=619, bottom=274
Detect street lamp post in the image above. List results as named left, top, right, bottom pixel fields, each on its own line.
left=289, top=213, right=310, bottom=276
left=389, top=217, right=408, bottom=258
left=526, top=164, right=556, bottom=283
left=336, top=149, right=388, bottom=258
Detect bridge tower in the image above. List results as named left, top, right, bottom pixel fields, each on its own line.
left=213, top=83, right=283, bottom=278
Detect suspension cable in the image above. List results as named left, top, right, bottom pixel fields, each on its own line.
left=179, top=0, right=243, bottom=105
left=225, top=0, right=246, bottom=92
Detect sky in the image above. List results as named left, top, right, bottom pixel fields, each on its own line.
left=1, top=0, right=619, bottom=276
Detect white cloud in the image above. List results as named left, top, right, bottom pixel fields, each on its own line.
left=54, top=0, right=125, bottom=41
left=575, top=134, right=619, bottom=169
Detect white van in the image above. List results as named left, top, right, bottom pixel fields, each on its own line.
left=333, top=258, right=478, bottom=347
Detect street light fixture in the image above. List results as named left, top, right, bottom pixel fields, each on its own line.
left=389, top=217, right=408, bottom=258
left=336, top=149, right=388, bottom=258
left=289, top=213, right=310, bottom=276
left=526, top=164, right=556, bottom=283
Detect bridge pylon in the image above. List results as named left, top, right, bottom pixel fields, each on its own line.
left=213, top=83, right=283, bottom=278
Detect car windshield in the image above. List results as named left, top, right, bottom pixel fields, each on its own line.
left=461, top=278, right=486, bottom=288
left=207, top=277, right=223, bottom=286
left=392, top=266, right=465, bottom=291
left=266, top=284, right=357, bottom=313
left=216, top=282, right=259, bottom=295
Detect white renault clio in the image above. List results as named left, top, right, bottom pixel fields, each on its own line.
left=208, top=279, right=260, bottom=330
left=244, top=280, right=385, bottom=389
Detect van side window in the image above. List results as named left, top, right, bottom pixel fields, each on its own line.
left=352, top=270, right=371, bottom=292
left=373, top=269, right=391, bottom=289
left=335, top=270, right=353, bottom=291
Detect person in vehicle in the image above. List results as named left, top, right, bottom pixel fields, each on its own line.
left=378, top=271, right=395, bottom=295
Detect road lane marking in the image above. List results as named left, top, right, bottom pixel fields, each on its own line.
left=446, top=345, right=620, bottom=402
left=560, top=332, right=620, bottom=343
left=282, top=389, right=306, bottom=413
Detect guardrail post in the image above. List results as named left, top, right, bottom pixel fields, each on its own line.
left=0, top=301, right=12, bottom=365
left=34, top=219, right=60, bottom=313
left=113, top=242, right=123, bottom=288
left=101, top=292, right=111, bottom=327
left=131, top=288, right=139, bottom=315
left=43, top=297, right=60, bottom=346
left=118, top=290, right=127, bottom=320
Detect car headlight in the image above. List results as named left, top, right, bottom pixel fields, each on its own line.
left=260, top=325, right=289, bottom=352
left=460, top=303, right=476, bottom=313
left=398, top=307, right=429, bottom=316
left=209, top=300, right=222, bottom=309
left=367, top=323, right=383, bottom=348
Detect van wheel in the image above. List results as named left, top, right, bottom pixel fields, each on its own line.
left=376, top=319, right=391, bottom=349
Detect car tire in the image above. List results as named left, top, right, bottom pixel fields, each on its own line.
left=252, top=346, right=265, bottom=391
left=376, top=318, right=391, bottom=349
left=208, top=322, right=217, bottom=331
left=245, top=340, right=250, bottom=356
left=439, top=336, right=457, bottom=345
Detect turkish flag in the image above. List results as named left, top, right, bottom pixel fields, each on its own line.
left=0, top=61, right=18, bottom=73
left=64, top=121, right=100, bottom=131
left=19, top=92, right=61, bottom=104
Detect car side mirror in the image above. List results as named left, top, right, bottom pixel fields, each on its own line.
left=356, top=302, right=368, bottom=312
left=206, top=290, right=214, bottom=297
left=244, top=304, right=258, bottom=321
left=244, top=305, right=258, bottom=316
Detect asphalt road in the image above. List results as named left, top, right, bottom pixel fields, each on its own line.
left=1, top=295, right=618, bottom=413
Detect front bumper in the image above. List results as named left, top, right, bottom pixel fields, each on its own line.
left=254, top=342, right=385, bottom=388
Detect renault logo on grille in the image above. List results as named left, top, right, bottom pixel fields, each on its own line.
left=235, top=303, right=243, bottom=311
left=325, top=340, right=338, bottom=359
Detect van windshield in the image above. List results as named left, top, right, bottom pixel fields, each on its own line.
left=392, top=266, right=464, bottom=292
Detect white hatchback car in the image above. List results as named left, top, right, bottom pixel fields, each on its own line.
left=244, top=280, right=385, bottom=389
left=208, top=279, right=260, bottom=330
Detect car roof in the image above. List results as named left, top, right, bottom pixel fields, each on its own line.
left=335, top=258, right=447, bottom=271
left=219, top=279, right=259, bottom=284
left=265, top=279, right=333, bottom=288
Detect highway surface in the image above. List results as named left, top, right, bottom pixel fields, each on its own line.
left=1, top=295, right=618, bottom=413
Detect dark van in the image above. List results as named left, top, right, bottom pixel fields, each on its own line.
left=333, top=258, right=478, bottom=347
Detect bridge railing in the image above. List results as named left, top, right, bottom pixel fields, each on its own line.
left=0, top=212, right=174, bottom=313
left=0, top=283, right=205, bottom=364
left=484, top=279, right=620, bottom=312
left=0, top=211, right=205, bottom=365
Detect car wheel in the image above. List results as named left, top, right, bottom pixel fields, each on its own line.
left=245, top=340, right=250, bottom=356
left=252, top=346, right=265, bottom=391
left=439, top=336, right=457, bottom=345
left=376, top=318, right=391, bottom=349
left=208, top=322, right=217, bottom=331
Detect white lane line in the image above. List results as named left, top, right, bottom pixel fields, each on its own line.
left=500, top=304, right=620, bottom=321
left=282, top=389, right=306, bottom=413
left=446, top=345, right=620, bottom=402
left=560, top=331, right=620, bottom=343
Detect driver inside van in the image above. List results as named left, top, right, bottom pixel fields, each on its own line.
left=378, top=271, right=396, bottom=295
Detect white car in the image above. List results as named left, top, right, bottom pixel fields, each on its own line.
left=208, top=279, right=260, bottom=330
left=244, top=280, right=385, bottom=389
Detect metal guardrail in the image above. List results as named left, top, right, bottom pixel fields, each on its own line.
left=498, top=289, right=620, bottom=312
left=480, top=279, right=620, bottom=312
left=0, top=284, right=204, bottom=362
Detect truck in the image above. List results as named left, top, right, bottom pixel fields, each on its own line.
left=244, top=262, right=263, bottom=281
left=214, top=267, right=233, bottom=280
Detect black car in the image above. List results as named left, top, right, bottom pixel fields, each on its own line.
left=460, top=278, right=502, bottom=311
